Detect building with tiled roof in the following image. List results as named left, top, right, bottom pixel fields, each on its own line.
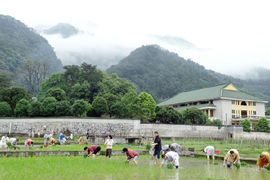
left=159, top=83, right=268, bottom=127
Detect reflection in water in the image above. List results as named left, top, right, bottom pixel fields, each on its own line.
left=165, top=158, right=269, bottom=180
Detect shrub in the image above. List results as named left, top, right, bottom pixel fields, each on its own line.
left=0, top=101, right=11, bottom=117
left=40, top=97, right=57, bottom=116
left=254, top=117, right=269, bottom=132
left=71, top=100, right=88, bottom=117
left=14, top=99, right=30, bottom=117
left=212, top=119, right=222, bottom=129
left=28, top=101, right=41, bottom=117
left=239, top=119, right=251, bottom=132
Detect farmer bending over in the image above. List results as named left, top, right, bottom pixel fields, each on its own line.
left=160, top=151, right=179, bottom=169
left=25, top=139, right=33, bottom=148
left=170, top=143, right=181, bottom=154
left=257, top=152, right=270, bottom=169
left=8, top=138, right=19, bottom=149
left=84, top=145, right=101, bottom=158
left=223, top=149, right=240, bottom=168
left=202, top=145, right=215, bottom=163
left=122, top=148, right=139, bottom=165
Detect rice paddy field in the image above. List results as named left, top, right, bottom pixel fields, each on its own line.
left=163, top=139, right=270, bottom=158
left=0, top=155, right=269, bottom=180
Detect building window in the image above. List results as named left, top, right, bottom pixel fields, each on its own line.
left=253, top=111, right=256, bottom=115
left=232, top=110, right=235, bottom=114
left=241, top=101, right=247, bottom=106
left=232, top=100, right=235, bottom=104
left=253, top=102, right=256, bottom=106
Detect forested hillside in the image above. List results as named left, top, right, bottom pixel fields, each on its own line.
left=107, top=45, right=270, bottom=104
left=0, top=15, right=62, bottom=74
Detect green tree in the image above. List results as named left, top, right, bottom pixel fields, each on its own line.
left=0, top=87, right=28, bottom=113
left=71, top=81, right=91, bottom=101
left=40, top=97, right=57, bottom=116
left=181, top=108, right=208, bottom=125
left=71, top=100, right=88, bottom=117
left=155, top=106, right=182, bottom=124
left=14, top=99, right=30, bottom=117
left=46, top=88, right=67, bottom=101
left=239, top=119, right=251, bottom=132
left=119, top=90, right=140, bottom=118
left=103, top=93, right=119, bottom=117
left=0, top=102, right=11, bottom=117
left=39, top=73, right=68, bottom=99
left=28, top=101, right=41, bottom=117
left=92, top=96, right=108, bottom=116
left=111, top=101, right=125, bottom=118
left=254, top=117, right=269, bottom=132
left=55, top=101, right=71, bottom=116
left=266, top=107, right=270, bottom=116
left=136, top=92, right=156, bottom=122
left=0, top=71, right=12, bottom=88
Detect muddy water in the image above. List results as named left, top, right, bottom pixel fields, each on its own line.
left=164, top=158, right=270, bottom=180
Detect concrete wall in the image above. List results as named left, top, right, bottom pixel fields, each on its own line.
left=0, top=118, right=141, bottom=137
left=213, top=99, right=232, bottom=125
left=0, top=118, right=230, bottom=140
left=234, top=131, right=270, bottom=141
left=256, top=102, right=266, bottom=116
left=1, top=118, right=270, bottom=141
left=140, top=124, right=228, bottom=139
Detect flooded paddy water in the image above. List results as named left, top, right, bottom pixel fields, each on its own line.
left=0, top=155, right=269, bottom=179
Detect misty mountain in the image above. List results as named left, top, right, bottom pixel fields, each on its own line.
left=44, top=23, right=79, bottom=38
left=151, top=35, right=197, bottom=49
left=107, top=45, right=270, bottom=104
left=0, top=15, right=63, bottom=74
left=236, top=67, right=270, bottom=80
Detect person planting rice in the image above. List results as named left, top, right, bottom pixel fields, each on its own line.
left=59, top=133, right=66, bottom=145
left=8, top=138, right=19, bottom=149
left=170, top=143, right=181, bottom=154
left=202, top=145, right=215, bottom=163
left=104, top=135, right=114, bottom=160
left=84, top=145, right=101, bottom=158
left=122, top=148, right=139, bottom=165
left=160, top=151, right=179, bottom=169
left=1, top=134, right=9, bottom=144
left=152, top=131, right=162, bottom=165
left=25, top=139, right=33, bottom=147
left=257, top=152, right=270, bottom=169
left=223, top=149, right=240, bottom=168
left=162, top=144, right=170, bottom=155
left=49, top=137, right=56, bottom=145
left=78, top=136, right=85, bottom=145
left=43, top=133, right=50, bottom=148
left=0, top=134, right=9, bottom=149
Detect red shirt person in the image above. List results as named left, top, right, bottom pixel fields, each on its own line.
left=122, top=148, right=139, bottom=165
left=84, top=145, right=101, bottom=158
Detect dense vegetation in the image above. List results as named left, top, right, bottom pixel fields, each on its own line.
left=107, top=45, right=270, bottom=104
left=0, top=15, right=63, bottom=93
left=0, top=62, right=221, bottom=126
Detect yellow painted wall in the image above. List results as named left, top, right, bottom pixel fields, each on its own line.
left=224, top=83, right=238, bottom=91
left=232, top=100, right=256, bottom=117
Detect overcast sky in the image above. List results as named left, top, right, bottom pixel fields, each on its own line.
left=1, top=0, right=270, bottom=75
